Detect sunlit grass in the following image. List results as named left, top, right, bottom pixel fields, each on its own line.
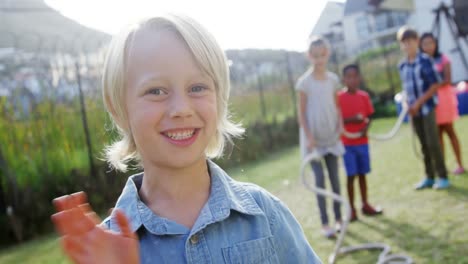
left=2, top=116, right=467, bottom=263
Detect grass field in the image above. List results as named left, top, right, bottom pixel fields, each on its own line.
left=0, top=116, right=467, bottom=264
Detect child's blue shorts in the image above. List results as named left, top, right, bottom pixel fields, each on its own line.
left=343, top=144, right=371, bottom=177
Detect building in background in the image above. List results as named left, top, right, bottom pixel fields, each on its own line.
left=313, top=0, right=468, bottom=82
left=342, top=0, right=409, bottom=53
left=310, top=1, right=346, bottom=71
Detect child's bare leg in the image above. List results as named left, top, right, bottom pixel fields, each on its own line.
left=445, top=123, right=464, bottom=169
left=359, top=175, right=382, bottom=215
left=347, top=176, right=356, bottom=211
left=347, top=175, right=358, bottom=221
left=358, top=174, right=368, bottom=206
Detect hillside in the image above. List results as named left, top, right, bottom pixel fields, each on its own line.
left=0, top=0, right=110, bottom=53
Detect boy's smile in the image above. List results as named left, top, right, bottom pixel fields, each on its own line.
left=161, top=127, right=200, bottom=146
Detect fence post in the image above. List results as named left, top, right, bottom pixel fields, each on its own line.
left=75, top=62, right=96, bottom=177
left=0, top=149, right=8, bottom=215
left=255, top=62, right=273, bottom=149
left=284, top=52, right=297, bottom=120
left=255, top=63, right=268, bottom=120
left=0, top=147, right=23, bottom=241
left=382, top=44, right=396, bottom=96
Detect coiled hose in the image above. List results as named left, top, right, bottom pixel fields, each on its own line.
left=300, top=152, right=414, bottom=264
left=301, top=100, right=415, bottom=263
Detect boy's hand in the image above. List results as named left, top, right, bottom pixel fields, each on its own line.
left=51, top=192, right=140, bottom=264
left=409, top=101, right=422, bottom=117
left=354, top=113, right=364, bottom=122
left=360, top=127, right=368, bottom=137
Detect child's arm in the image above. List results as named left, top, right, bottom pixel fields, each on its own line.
left=410, top=59, right=442, bottom=116
left=360, top=94, right=374, bottom=136
left=410, top=84, right=441, bottom=116
left=335, top=92, right=344, bottom=133
left=442, top=58, right=452, bottom=86
left=343, top=114, right=365, bottom=124
left=298, top=91, right=315, bottom=149
left=51, top=192, right=140, bottom=264
left=360, top=115, right=372, bottom=137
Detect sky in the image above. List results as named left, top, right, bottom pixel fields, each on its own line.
left=45, top=0, right=344, bottom=51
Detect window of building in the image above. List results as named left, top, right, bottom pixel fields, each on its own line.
left=392, top=11, right=409, bottom=26
left=356, top=16, right=370, bottom=38
left=375, top=13, right=388, bottom=32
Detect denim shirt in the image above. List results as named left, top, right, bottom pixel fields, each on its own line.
left=102, top=160, right=322, bottom=264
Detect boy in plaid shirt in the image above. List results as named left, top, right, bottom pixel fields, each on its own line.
left=397, top=26, right=449, bottom=190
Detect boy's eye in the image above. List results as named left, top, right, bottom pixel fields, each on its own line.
left=147, top=88, right=166, bottom=95
left=190, top=85, right=207, bottom=93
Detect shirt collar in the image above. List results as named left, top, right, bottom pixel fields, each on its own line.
left=404, top=52, right=424, bottom=66
left=108, top=160, right=263, bottom=235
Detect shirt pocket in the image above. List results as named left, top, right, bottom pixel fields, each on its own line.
left=222, top=236, right=279, bottom=264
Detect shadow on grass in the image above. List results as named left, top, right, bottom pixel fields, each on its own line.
left=445, top=183, right=468, bottom=202
left=356, top=217, right=465, bottom=263
left=339, top=229, right=381, bottom=263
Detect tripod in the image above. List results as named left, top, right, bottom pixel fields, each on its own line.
left=432, top=3, right=468, bottom=74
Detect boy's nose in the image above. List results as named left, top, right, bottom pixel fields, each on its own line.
left=168, top=92, right=194, bottom=118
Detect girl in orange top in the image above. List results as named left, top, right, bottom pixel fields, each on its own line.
left=420, top=32, right=465, bottom=175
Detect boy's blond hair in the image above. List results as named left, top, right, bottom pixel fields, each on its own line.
left=102, top=14, right=244, bottom=172
left=307, top=35, right=331, bottom=53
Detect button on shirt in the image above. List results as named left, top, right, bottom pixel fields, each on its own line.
left=102, top=160, right=322, bottom=264
left=398, top=52, right=441, bottom=116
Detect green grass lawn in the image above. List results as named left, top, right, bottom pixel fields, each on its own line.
left=1, top=116, right=467, bottom=264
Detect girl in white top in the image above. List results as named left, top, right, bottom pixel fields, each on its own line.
left=296, top=36, right=345, bottom=238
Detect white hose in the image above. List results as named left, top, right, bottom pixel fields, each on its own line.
left=300, top=152, right=413, bottom=264
left=342, top=105, right=409, bottom=141
left=342, top=102, right=423, bottom=161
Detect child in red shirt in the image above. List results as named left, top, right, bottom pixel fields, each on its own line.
left=338, top=64, right=382, bottom=221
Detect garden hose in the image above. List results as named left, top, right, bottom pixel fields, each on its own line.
left=341, top=101, right=423, bottom=160
left=342, top=105, right=409, bottom=141
left=300, top=152, right=414, bottom=264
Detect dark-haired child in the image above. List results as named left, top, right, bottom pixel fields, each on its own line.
left=338, top=64, right=382, bottom=221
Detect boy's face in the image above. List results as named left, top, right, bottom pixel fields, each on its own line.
left=124, top=28, right=218, bottom=169
left=400, top=38, right=419, bottom=57
left=343, top=68, right=360, bottom=90
left=308, top=45, right=329, bottom=69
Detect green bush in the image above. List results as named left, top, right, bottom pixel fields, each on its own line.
left=372, top=99, right=398, bottom=118
left=215, top=116, right=299, bottom=169
left=0, top=107, right=300, bottom=246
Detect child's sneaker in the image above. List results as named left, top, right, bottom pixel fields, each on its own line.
left=433, top=178, right=450, bottom=190
left=321, top=226, right=336, bottom=239
left=414, top=178, right=434, bottom=190
left=453, top=167, right=466, bottom=175
left=335, top=221, right=342, bottom=233
left=362, top=204, right=383, bottom=216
